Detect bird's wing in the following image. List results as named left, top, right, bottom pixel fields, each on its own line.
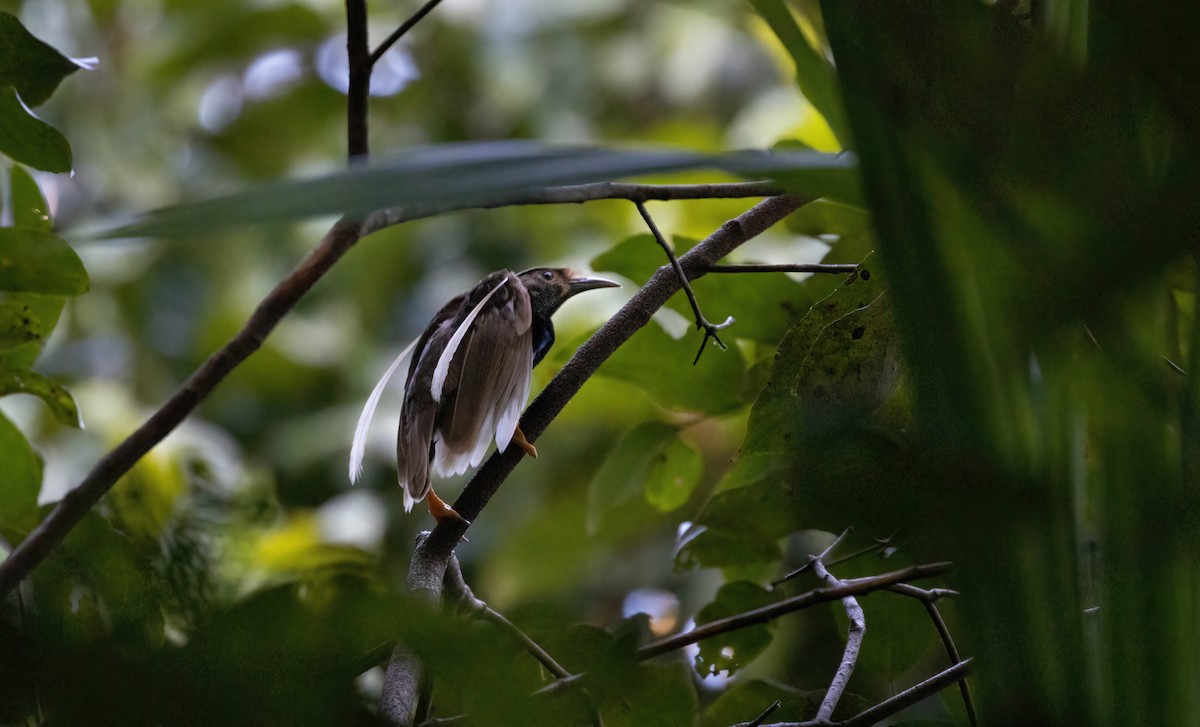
left=349, top=337, right=420, bottom=484
left=432, top=272, right=533, bottom=474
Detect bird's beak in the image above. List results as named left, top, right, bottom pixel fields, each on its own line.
left=567, top=275, right=620, bottom=298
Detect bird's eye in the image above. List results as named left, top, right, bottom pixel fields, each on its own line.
left=542, top=270, right=553, bottom=281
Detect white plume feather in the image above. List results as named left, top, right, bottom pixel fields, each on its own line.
left=430, top=280, right=506, bottom=402
left=349, top=337, right=419, bottom=484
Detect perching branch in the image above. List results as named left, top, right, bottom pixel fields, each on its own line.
left=370, top=0, right=446, bottom=67
left=635, top=200, right=733, bottom=364
left=811, top=557, right=864, bottom=722
left=0, top=183, right=795, bottom=596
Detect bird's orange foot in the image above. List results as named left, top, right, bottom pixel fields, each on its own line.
left=425, top=489, right=470, bottom=524
left=513, top=425, right=539, bottom=459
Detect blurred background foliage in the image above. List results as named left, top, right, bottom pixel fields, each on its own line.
left=1, top=0, right=1197, bottom=725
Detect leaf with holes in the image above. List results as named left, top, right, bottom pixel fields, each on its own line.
left=744, top=266, right=898, bottom=454
left=693, top=581, right=778, bottom=676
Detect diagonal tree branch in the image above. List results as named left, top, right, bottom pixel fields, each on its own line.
left=0, top=180, right=796, bottom=596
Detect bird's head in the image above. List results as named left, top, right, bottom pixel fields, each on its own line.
left=518, top=267, right=619, bottom=318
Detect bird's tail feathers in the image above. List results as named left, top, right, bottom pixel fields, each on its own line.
left=349, top=337, right=419, bottom=484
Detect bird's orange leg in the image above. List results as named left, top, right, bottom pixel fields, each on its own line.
left=425, top=488, right=469, bottom=524
left=513, top=425, right=538, bottom=459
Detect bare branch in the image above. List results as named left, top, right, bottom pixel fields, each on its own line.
left=708, top=263, right=858, bottom=275
left=636, top=561, right=949, bottom=661
left=737, top=699, right=782, bottom=727
left=370, top=0, right=446, bottom=67
left=635, top=200, right=733, bottom=364
left=752, top=659, right=974, bottom=727
left=346, top=0, right=370, bottom=160
left=775, top=531, right=897, bottom=586
left=882, top=584, right=977, bottom=727
left=811, top=557, right=863, bottom=722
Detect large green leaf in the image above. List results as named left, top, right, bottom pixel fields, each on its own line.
left=0, top=228, right=89, bottom=295
left=743, top=266, right=898, bottom=453
left=597, top=321, right=747, bottom=414
left=94, top=143, right=857, bottom=238
left=750, top=0, right=849, bottom=146
left=0, top=410, right=40, bottom=540
left=0, top=85, right=72, bottom=172
left=0, top=367, right=81, bottom=426
left=587, top=422, right=702, bottom=534
left=0, top=12, right=83, bottom=106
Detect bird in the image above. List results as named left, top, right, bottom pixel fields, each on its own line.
left=350, top=267, right=618, bottom=522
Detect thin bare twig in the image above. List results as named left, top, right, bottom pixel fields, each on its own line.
left=882, top=585, right=977, bottom=727
left=811, top=557, right=864, bottom=721
left=634, top=200, right=733, bottom=364
left=346, top=0, right=370, bottom=160
left=735, top=699, right=782, bottom=727
left=774, top=528, right=858, bottom=584
left=772, top=530, right=897, bottom=587
left=370, top=0, right=446, bottom=67
left=751, top=659, right=973, bottom=727
left=707, top=263, right=859, bottom=274
left=635, top=561, right=949, bottom=661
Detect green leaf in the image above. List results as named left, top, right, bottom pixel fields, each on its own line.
left=0, top=367, right=81, bottom=426
left=643, top=434, right=703, bottom=512
left=0, top=293, right=65, bottom=367
left=744, top=266, right=898, bottom=453
left=93, top=143, right=858, bottom=238
left=0, top=12, right=83, bottom=107
left=693, top=581, right=778, bottom=676
left=675, top=525, right=781, bottom=571
left=598, top=321, right=747, bottom=414
left=701, top=679, right=822, bottom=727
left=587, top=422, right=680, bottom=533
left=0, top=410, right=40, bottom=539
left=0, top=228, right=89, bottom=295
left=750, top=0, right=849, bottom=146
left=10, top=165, right=52, bottom=230
left=0, top=85, right=72, bottom=172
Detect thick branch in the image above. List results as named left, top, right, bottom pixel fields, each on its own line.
left=370, top=0, right=446, bottom=67
left=404, top=194, right=811, bottom=596
left=637, top=561, right=948, bottom=661
left=811, top=558, right=863, bottom=722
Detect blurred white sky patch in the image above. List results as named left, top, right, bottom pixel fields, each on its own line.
left=243, top=49, right=304, bottom=100
left=317, top=33, right=419, bottom=97
left=318, top=489, right=387, bottom=551
left=622, top=587, right=680, bottom=637
left=198, top=74, right=243, bottom=133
